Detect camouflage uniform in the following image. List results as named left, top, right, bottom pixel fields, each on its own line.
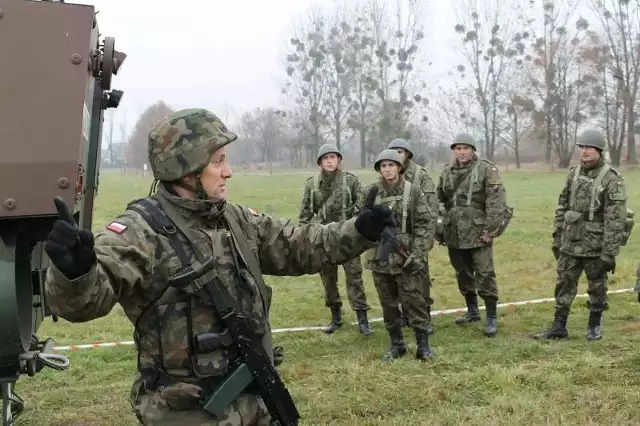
left=356, top=149, right=436, bottom=361
left=437, top=133, right=510, bottom=337
left=299, top=144, right=372, bottom=336
left=387, top=138, right=438, bottom=333
left=43, top=109, right=391, bottom=425
left=534, top=129, right=628, bottom=341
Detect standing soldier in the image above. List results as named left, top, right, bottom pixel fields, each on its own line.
left=356, top=149, right=435, bottom=361
left=386, top=138, right=438, bottom=333
left=534, top=129, right=632, bottom=341
left=437, top=133, right=512, bottom=338
left=42, top=108, right=394, bottom=424
left=298, top=143, right=373, bottom=336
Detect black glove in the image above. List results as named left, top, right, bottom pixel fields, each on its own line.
left=595, top=256, right=615, bottom=276
left=44, top=196, right=96, bottom=279
left=355, top=186, right=393, bottom=242
left=551, top=246, right=559, bottom=261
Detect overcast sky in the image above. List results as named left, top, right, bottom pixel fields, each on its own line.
left=76, top=0, right=459, bottom=139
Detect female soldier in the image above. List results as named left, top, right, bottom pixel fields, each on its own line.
left=356, top=149, right=435, bottom=361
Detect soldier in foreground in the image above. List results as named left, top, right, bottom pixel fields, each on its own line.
left=298, top=144, right=373, bottom=336
left=356, top=149, right=435, bottom=361
left=387, top=138, right=438, bottom=333
left=534, top=129, right=629, bottom=341
left=42, top=108, right=393, bottom=425
left=437, top=133, right=511, bottom=337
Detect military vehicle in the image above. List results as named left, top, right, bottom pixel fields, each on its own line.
left=0, top=0, right=126, bottom=423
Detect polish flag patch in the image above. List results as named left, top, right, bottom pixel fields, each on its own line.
left=248, top=208, right=259, bottom=216
left=106, top=221, right=128, bottom=234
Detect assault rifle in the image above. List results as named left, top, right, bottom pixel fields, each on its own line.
left=193, top=257, right=300, bottom=426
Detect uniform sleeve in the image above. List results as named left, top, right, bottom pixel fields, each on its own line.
left=602, top=176, right=627, bottom=258
left=44, top=210, right=155, bottom=323
left=554, top=170, right=573, bottom=232
left=483, top=163, right=506, bottom=236
left=420, top=173, right=439, bottom=217
left=348, top=175, right=363, bottom=218
left=412, top=188, right=435, bottom=256
left=247, top=209, right=376, bottom=276
left=352, top=183, right=372, bottom=216
left=436, top=170, right=446, bottom=206
left=297, top=179, right=314, bottom=225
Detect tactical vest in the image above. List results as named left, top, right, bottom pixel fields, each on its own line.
left=438, top=160, right=514, bottom=239
left=568, top=164, right=634, bottom=246
left=310, top=172, right=351, bottom=222
left=126, top=195, right=274, bottom=391
left=363, top=181, right=413, bottom=270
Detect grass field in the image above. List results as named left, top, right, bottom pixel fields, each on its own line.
left=14, top=166, right=640, bottom=425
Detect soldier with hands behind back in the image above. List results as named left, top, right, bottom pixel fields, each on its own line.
left=386, top=138, right=439, bottom=333
left=42, top=108, right=393, bottom=425
left=436, top=133, right=512, bottom=338
left=355, top=149, right=436, bottom=362
left=298, top=144, right=373, bottom=336
left=534, top=129, right=632, bottom=342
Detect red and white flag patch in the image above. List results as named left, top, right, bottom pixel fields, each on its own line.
left=248, top=208, right=259, bottom=216
left=106, top=221, right=128, bottom=234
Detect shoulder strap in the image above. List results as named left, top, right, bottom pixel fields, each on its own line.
left=401, top=180, right=411, bottom=233
left=223, top=209, right=272, bottom=308
left=127, top=197, right=191, bottom=266
left=341, top=172, right=349, bottom=221
left=310, top=175, right=319, bottom=213
left=451, top=162, right=480, bottom=207
left=569, top=166, right=581, bottom=211
left=589, top=164, right=610, bottom=221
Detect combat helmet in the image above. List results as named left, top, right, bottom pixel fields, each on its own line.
left=576, top=129, right=606, bottom=151
left=374, top=149, right=405, bottom=172
left=450, top=133, right=477, bottom=150
left=316, top=143, right=342, bottom=165
left=386, top=138, right=413, bottom=159
left=148, top=108, right=238, bottom=182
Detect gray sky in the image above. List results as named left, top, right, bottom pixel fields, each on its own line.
left=80, top=0, right=458, bottom=139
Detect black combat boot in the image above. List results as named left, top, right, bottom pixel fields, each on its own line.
left=586, top=311, right=602, bottom=341
left=425, top=306, right=434, bottom=335
left=414, top=328, right=434, bottom=360
left=533, top=313, right=569, bottom=340
left=484, top=298, right=498, bottom=337
left=455, top=293, right=481, bottom=325
left=382, top=321, right=407, bottom=362
left=323, top=307, right=342, bottom=334
left=356, top=310, right=373, bottom=336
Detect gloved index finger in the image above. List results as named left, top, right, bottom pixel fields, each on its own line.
left=53, top=196, right=77, bottom=226
left=364, top=186, right=378, bottom=209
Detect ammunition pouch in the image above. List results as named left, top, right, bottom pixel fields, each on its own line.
left=622, top=207, right=634, bottom=247
left=562, top=210, right=584, bottom=243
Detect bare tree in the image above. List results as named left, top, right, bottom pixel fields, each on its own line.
left=126, top=101, right=174, bottom=169
left=240, top=108, right=287, bottom=175
left=591, top=0, right=640, bottom=164
left=452, top=0, right=531, bottom=160
left=283, top=9, right=331, bottom=164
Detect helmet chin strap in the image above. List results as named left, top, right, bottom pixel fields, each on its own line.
left=173, top=172, right=209, bottom=200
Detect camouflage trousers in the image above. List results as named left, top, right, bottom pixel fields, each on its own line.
left=448, top=245, right=499, bottom=301
left=399, top=259, right=433, bottom=319
left=372, top=271, right=430, bottom=330
left=320, top=256, right=370, bottom=311
left=554, top=253, right=609, bottom=316
left=130, top=377, right=270, bottom=425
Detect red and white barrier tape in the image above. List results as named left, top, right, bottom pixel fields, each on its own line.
left=52, top=288, right=636, bottom=351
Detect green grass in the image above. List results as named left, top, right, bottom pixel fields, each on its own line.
left=14, top=167, right=640, bottom=425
